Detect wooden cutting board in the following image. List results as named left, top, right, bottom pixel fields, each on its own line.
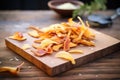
left=5, top=29, right=120, bottom=76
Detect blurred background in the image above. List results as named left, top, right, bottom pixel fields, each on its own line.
left=0, top=0, right=119, bottom=10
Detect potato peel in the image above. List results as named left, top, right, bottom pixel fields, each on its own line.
left=69, top=49, right=83, bottom=53
left=28, top=30, right=40, bottom=38
left=9, top=32, right=26, bottom=41
left=40, top=38, right=57, bottom=48
left=31, top=49, right=46, bottom=57
left=0, top=62, right=24, bottom=75
left=55, top=51, right=75, bottom=64
left=52, top=44, right=63, bottom=51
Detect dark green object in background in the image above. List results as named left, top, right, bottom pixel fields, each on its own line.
left=72, top=0, right=107, bottom=18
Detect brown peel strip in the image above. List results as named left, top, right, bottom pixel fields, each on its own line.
left=69, top=49, right=83, bottom=53
left=9, top=32, right=26, bottom=41
left=0, top=62, right=24, bottom=75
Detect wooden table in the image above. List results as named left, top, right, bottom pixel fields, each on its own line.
left=0, top=10, right=120, bottom=80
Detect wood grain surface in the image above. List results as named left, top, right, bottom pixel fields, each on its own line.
left=0, top=10, right=120, bottom=80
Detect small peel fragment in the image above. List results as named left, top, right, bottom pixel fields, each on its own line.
left=21, top=44, right=31, bottom=50
left=9, top=32, right=26, bottom=41
left=28, top=30, right=40, bottom=38
left=52, top=44, right=63, bottom=51
left=0, top=62, right=24, bottom=75
left=31, top=49, right=46, bottom=57
left=69, top=49, right=83, bottom=53
left=55, top=51, right=75, bottom=64
left=40, top=38, right=57, bottom=48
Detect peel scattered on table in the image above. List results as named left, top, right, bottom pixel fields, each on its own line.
left=55, top=51, right=75, bottom=64
left=0, top=62, right=24, bottom=75
left=9, top=32, right=26, bottom=41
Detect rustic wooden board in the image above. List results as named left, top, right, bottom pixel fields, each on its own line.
left=5, top=29, right=120, bottom=76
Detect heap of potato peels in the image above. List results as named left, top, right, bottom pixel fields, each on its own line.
left=9, top=17, right=95, bottom=64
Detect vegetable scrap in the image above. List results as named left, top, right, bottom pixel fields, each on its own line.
left=28, top=30, right=40, bottom=38
left=68, top=49, right=83, bottom=53
left=31, top=49, right=46, bottom=57
left=0, top=62, right=24, bottom=75
left=21, top=44, right=31, bottom=50
left=55, top=51, right=75, bottom=64
left=9, top=32, right=26, bottom=41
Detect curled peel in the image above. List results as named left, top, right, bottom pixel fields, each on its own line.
left=31, top=49, right=46, bottom=57
left=0, top=62, right=24, bottom=75
left=28, top=30, right=40, bottom=38
left=40, top=38, right=57, bottom=48
left=52, top=44, right=63, bottom=51
left=9, top=32, right=26, bottom=41
left=55, top=51, right=75, bottom=64
left=69, top=49, right=83, bottom=53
